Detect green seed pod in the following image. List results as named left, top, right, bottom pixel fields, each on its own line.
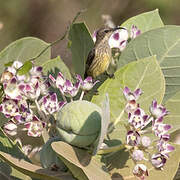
left=56, top=100, right=102, bottom=148
left=40, top=137, right=67, bottom=171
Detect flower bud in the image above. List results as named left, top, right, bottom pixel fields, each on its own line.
left=132, top=150, right=144, bottom=161
left=130, top=25, right=141, bottom=39
left=141, top=136, right=151, bottom=147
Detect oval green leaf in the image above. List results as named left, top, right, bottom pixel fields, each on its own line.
left=164, top=91, right=180, bottom=135
left=0, top=128, right=32, bottom=179
left=68, top=22, right=94, bottom=77
left=118, top=25, right=180, bottom=102
left=40, top=137, right=67, bottom=171
left=93, top=94, right=110, bottom=155
left=0, top=128, right=28, bottom=160
left=92, top=56, right=165, bottom=143
left=52, top=141, right=111, bottom=180
left=42, top=56, right=72, bottom=80
left=0, top=129, right=72, bottom=179
left=0, top=151, right=73, bottom=180
left=0, top=37, right=51, bottom=74
left=17, top=60, right=33, bottom=75
left=121, top=9, right=164, bottom=33
left=0, top=159, right=32, bottom=180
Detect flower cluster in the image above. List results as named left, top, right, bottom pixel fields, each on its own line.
left=49, top=72, right=80, bottom=98
left=93, top=25, right=141, bottom=51
left=123, top=87, right=174, bottom=179
left=0, top=61, right=65, bottom=137
left=0, top=61, right=97, bottom=138
left=150, top=100, right=174, bottom=169
left=49, top=72, right=99, bottom=100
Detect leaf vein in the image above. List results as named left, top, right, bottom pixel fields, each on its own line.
left=159, top=38, right=180, bottom=64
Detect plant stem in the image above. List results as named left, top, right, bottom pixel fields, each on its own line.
left=139, top=129, right=152, bottom=135
left=97, top=144, right=125, bottom=155
left=29, top=9, right=86, bottom=62
left=108, top=109, right=125, bottom=133
left=114, top=109, right=125, bottom=126
left=60, top=92, right=67, bottom=102
left=35, top=99, right=47, bottom=121
left=79, top=90, right=85, bottom=100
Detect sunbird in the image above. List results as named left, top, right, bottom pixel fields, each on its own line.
left=85, top=26, right=125, bottom=79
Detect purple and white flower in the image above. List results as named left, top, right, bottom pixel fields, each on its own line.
left=128, top=108, right=149, bottom=129
left=150, top=100, right=169, bottom=119
left=6, top=61, right=29, bottom=82
left=108, top=28, right=129, bottom=51
left=151, top=153, right=167, bottom=169
left=157, top=140, right=174, bottom=158
left=152, top=117, right=171, bottom=139
left=3, top=77, right=22, bottom=100
left=49, top=73, right=80, bottom=98
left=39, top=92, right=66, bottom=115
left=39, top=80, right=50, bottom=96
left=62, top=80, right=80, bottom=97
left=24, top=116, right=46, bottom=137
left=29, top=66, right=43, bottom=78
left=3, top=121, right=17, bottom=136
left=18, top=104, right=34, bottom=123
left=76, top=75, right=99, bottom=91
left=126, top=130, right=141, bottom=146
left=0, top=98, right=20, bottom=119
left=133, top=164, right=148, bottom=180
left=123, top=87, right=143, bottom=101
left=19, top=82, right=41, bottom=100
left=130, top=25, right=141, bottom=39
left=49, top=72, right=66, bottom=89
left=6, top=61, right=23, bottom=75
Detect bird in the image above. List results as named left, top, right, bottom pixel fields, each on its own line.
left=85, top=26, right=125, bottom=79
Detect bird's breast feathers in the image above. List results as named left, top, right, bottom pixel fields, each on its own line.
left=88, top=52, right=111, bottom=78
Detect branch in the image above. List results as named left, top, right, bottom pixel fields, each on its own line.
left=29, top=9, right=86, bottom=62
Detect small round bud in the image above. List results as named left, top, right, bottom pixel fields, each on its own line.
left=141, top=136, right=151, bottom=147
left=132, top=150, right=144, bottom=161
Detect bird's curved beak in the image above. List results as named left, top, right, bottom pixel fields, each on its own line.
left=112, top=26, right=126, bottom=31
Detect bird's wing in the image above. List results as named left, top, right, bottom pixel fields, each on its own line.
left=84, top=48, right=96, bottom=78
left=86, top=48, right=95, bottom=67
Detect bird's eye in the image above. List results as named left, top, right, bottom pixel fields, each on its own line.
left=104, top=29, right=110, bottom=33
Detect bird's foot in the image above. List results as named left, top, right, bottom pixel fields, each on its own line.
left=105, top=71, right=115, bottom=79
left=108, top=73, right=115, bottom=79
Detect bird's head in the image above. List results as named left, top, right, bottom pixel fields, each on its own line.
left=95, top=26, right=125, bottom=43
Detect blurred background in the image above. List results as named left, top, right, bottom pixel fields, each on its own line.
left=0, top=0, right=180, bottom=67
